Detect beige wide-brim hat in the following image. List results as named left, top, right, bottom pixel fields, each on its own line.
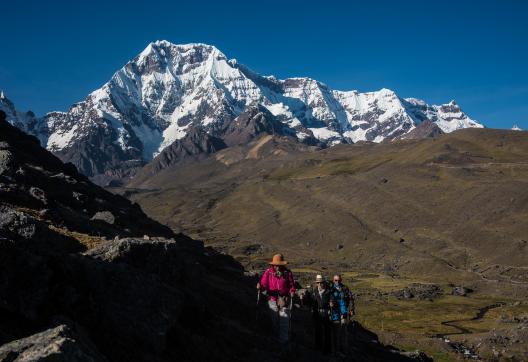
left=269, top=253, right=288, bottom=266
left=315, top=274, right=324, bottom=283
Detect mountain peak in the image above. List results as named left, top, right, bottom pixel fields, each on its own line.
left=138, top=40, right=224, bottom=59
left=6, top=42, right=484, bottom=183
left=378, top=87, right=397, bottom=95
left=133, top=40, right=229, bottom=77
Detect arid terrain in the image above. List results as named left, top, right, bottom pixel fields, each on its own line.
left=123, top=128, right=528, bottom=361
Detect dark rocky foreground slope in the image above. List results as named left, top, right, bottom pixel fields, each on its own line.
left=0, top=110, right=429, bottom=361
left=0, top=110, right=173, bottom=244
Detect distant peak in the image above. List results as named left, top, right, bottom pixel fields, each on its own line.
left=377, top=88, right=397, bottom=96
left=152, top=39, right=173, bottom=47
left=136, top=40, right=225, bottom=65
left=512, top=124, right=522, bottom=131
left=149, top=40, right=220, bottom=52
left=404, top=97, right=426, bottom=106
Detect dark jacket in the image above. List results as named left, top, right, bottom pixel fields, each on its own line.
left=310, top=286, right=332, bottom=320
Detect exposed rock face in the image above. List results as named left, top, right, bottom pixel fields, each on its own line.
left=0, top=324, right=107, bottom=362
left=0, top=110, right=173, bottom=241
left=221, top=103, right=298, bottom=147
left=144, top=126, right=227, bottom=175
left=136, top=104, right=316, bottom=178
left=394, top=120, right=444, bottom=140
left=2, top=41, right=482, bottom=184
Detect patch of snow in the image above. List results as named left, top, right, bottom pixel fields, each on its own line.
left=343, top=128, right=369, bottom=143
left=296, top=131, right=310, bottom=140
left=46, top=124, right=78, bottom=150
left=158, top=122, right=190, bottom=154
left=308, top=127, right=340, bottom=141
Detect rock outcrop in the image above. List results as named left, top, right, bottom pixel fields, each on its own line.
left=392, top=284, right=443, bottom=300
left=0, top=110, right=173, bottom=243
left=394, top=120, right=444, bottom=140
left=0, top=324, right=107, bottom=362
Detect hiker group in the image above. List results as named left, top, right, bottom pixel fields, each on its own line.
left=306, top=273, right=354, bottom=355
left=257, top=253, right=355, bottom=356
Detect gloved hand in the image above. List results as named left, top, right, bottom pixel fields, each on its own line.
left=340, top=317, right=346, bottom=325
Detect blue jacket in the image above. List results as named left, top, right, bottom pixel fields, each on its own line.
left=329, top=285, right=347, bottom=321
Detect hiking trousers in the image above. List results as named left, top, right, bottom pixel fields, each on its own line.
left=331, top=321, right=347, bottom=354
left=313, top=316, right=331, bottom=354
left=268, top=299, right=290, bottom=343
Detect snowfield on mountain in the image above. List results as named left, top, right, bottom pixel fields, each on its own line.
left=1, top=40, right=482, bottom=180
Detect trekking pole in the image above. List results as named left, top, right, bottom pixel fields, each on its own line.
left=288, top=295, right=293, bottom=344
left=255, top=289, right=261, bottom=334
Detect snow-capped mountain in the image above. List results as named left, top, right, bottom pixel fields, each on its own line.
left=511, top=124, right=522, bottom=131
left=3, top=40, right=483, bottom=182
left=0, top=91, right=43, bottom=141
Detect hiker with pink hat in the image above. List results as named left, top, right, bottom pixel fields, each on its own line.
left=257, top=253, right=296, bottom=344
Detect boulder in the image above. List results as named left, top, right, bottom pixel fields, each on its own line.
left=0, top=149, right=14, bottom=176
left=392, top=283, right=442, bottom=300
left=90, top=211, right=115, bottom=225
left=452, top=286, right=473, bottom=296
left=0, top=324, right=106, bottom=362
left=29, top=186, right=47, bottom=205
left=0, top=206, right=38, bottom=240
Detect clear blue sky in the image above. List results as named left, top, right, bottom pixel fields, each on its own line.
left=1, top=0, right=527, bottom=129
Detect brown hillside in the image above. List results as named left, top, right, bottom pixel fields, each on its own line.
left=126, top=129, right=528, bottom=291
